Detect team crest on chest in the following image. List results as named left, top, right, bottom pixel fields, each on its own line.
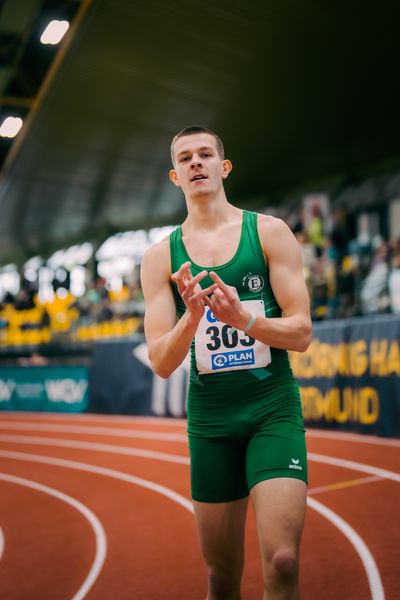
left=242, top=272, right=264, bottom=293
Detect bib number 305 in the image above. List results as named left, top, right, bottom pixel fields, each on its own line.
left=206, top=324, right=255, bottom=350
left=194, top=299, right=271, bottom=374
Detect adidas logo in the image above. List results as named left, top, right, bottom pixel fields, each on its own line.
left=289, top=458, right=302, bottom=471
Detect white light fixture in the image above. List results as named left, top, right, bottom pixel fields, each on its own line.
left=40, top=20, right=70, bottom=45
left=0, top=116, right=23, bottom=138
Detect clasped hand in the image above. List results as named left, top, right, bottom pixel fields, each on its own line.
left=171, top=261, right=249, bottom=330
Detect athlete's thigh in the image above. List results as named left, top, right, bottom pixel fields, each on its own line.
left=245, top=412, right=307, bottom=559
left=193, top=497, right=249, bottom=572
left=250, top=477, right=307, bottom=556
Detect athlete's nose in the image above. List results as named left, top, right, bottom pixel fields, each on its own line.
left=191, top=155, right=202, bottom=167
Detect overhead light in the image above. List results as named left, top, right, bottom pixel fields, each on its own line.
left=40, top=20, right=70, bottom=45
left=0, top=116, right=23, bottom=138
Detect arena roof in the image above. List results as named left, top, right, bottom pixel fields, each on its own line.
left=0, top=0, right=399, bottom=263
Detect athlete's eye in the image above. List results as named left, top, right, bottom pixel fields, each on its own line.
left=179, top=156, right=190, bottom=163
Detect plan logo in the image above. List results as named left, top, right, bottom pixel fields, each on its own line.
left=289, top=458, right=303, bottom=471
left=211, top=349, right=255, bottom=370
left=242, top=273, right=264, bottom=293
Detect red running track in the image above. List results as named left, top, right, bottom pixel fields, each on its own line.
left=0, top=412, right=399, bottom=599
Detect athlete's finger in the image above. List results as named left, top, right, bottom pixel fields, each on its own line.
left=204, top=292, right=218, bottom=309
left=183, top=269, right=209, bottom=292
left=208, top=271, right=231, bottom=293
left=185, top=285, right=217, bottom=307
left=181, top=272, right=210, bottom=303
left=170, top=261, right=192, bottom=283
left=193, top=283, right=217, bottom=299
left=213, top=287, right=225, bottom=298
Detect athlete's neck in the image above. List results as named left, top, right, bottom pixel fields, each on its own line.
left=183, top=199, right=242, bottom=233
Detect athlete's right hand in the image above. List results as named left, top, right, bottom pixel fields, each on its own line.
left=171, top=261, right=217, bottom=323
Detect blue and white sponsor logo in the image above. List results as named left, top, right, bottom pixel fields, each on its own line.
left=211, top=349, right=255, bottom=370
left=206, top=309, right=219, bottom=323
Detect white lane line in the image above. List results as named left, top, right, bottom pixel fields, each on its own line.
left=1, top=434, right=399, bottom=482
left=307, top=429, right=400, bottom=448
left=0, top=413, right=186, bottom=426
left=0, top=422, right=187, bottom=442
left=0, top=445, right=387, bottom=599
left=0, top=526, right=4, bottom=561
left=0, top=434, right=189, bottom=464
left=0, top=450, right=194, bottom=514
left=0, top=472, right=107, bottom=600
left=309, top=452, right=400, bottom=482
left=308, top=496, right=384, bottom=600
left=2, top=417, right=399, bottom=448
left=1, top=433, right=399, bottom=485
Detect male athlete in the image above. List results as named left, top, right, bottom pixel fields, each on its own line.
left=140, top=126, right=312, bottom=599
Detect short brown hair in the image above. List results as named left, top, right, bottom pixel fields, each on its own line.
left=170, top=125, right=225, bottom=164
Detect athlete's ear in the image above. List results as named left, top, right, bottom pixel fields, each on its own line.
left=221, top=159, right=232, bottom=179
left=169, top=169, right=181, bottom=188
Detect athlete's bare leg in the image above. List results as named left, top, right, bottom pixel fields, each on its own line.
left=193, top=497, right=249, bottom=600
left=251, top=478, right=307, bottom=599
left=251, top=477, right=307, bottom=600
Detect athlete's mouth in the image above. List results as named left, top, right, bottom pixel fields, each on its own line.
left=191, top=174, right=207, bottom=182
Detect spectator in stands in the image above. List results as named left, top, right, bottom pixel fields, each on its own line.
left=14, top=289, right=34, bottom=310
left=2, top=291, right=15, bottom=306
left=360, top=238, right=391, bottom=314
left=17, top=351, right=49, bottom=366
left=330, top=205, right=350, bottom=268
left=335, top=255, right=358, bottom=318
left=307, top=203, right=325, bottom=257
left=389, top=246, right=400, bottom=313
left=70, top=295, right=91, bottom=323
left=291, top=209, right=306, bottom=236
left=96, top=297, right=114, bottom=323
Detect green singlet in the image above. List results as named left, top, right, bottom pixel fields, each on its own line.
left=170, top=210, right=308, bottom=502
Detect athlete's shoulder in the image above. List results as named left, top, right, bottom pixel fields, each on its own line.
left=255, top=214, right=297, bottom=259
left=256, top=213, right=292, bottom=237
left=141, top=234, right=171, bottom=276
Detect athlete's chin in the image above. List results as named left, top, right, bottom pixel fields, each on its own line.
left=191, top=188, right=213, bottom=199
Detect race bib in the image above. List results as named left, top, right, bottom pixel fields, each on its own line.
left=194, top=299, right=271, bottom=374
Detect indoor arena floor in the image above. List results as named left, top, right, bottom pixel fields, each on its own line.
left=0, top=412, right=398, bottom=599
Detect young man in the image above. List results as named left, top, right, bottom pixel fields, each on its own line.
left=140, top=126, right=312, bottom=600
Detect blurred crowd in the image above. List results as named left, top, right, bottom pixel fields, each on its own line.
left=1, top=203, right=400, bottom=349
left=0, top=277, right=144, bottom=348
left=288, top=205, right=400, bottom=320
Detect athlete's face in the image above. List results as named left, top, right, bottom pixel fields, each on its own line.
left=169, top=133, right=232, bottom=198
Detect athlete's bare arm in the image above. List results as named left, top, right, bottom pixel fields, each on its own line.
left=257, top=215, right=312, bottom=350
left=205, top=215, right=312, bottom=352
left=141, top=241, right=217, bottom=378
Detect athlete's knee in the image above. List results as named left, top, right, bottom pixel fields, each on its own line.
left=271, top=548, right=298, bottom=575
left=270, top=548, right=298, bottom=578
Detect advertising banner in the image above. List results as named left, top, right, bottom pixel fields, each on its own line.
left=1, top=315, right=398, bottom=437
left=290, top=315, right=400, bottom=437
left=0, top=366, right=89, bottom=413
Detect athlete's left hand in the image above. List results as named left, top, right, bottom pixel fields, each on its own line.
left=205, top=271, right=251, bottom=331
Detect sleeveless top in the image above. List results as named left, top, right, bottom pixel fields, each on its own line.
left=169, top=210, right=293, bottom=388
